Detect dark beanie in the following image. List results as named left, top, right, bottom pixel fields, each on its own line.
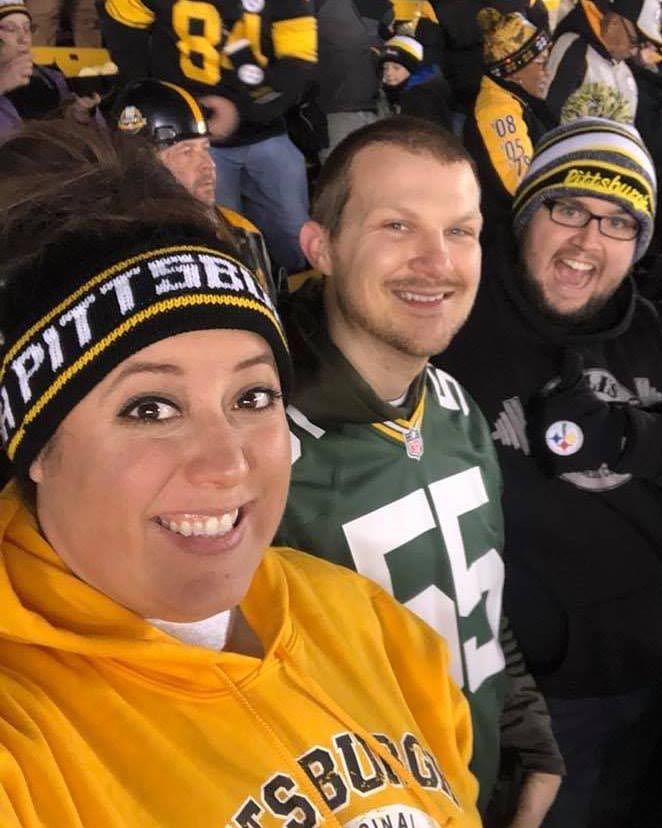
left=0, top=231, right=291, bottom=480
left=380, top=35, right=424, bottom=75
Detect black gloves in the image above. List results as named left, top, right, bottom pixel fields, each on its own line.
left=526, top=351, right=630, bottom=476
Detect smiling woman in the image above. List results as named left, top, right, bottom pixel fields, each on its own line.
left=0, top=121, right=481, bottom=828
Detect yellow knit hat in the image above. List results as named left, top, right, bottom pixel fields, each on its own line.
left=478, top=8, right=550, bottom=77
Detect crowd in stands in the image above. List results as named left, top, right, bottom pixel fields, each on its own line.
left=1, top=0, right=662, bottom=826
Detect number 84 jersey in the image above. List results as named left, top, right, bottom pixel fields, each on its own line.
left=277, top=364, right=507, bottom=807
left=101, top=0, right=317, bottom=99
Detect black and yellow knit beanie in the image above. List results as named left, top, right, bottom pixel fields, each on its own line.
left=478, top=7, right=550, bottom=78
left=0, top=229, right=291, bottom=479
left=513, top=117, right=656, bottom=261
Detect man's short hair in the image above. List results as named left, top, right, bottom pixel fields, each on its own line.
left=312, top=116, right=477, bottom=238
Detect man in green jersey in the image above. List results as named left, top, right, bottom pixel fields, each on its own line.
left=276, top=116, right=563, bottom=826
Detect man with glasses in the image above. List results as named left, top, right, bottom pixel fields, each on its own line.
left=544, top=0, right=661, bottom=122
left=438, top=117, right=662, bottom=827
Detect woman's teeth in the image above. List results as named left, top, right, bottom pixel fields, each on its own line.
left=157, top=511, right=239, bottom=537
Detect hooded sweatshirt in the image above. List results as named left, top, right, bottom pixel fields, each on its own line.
left=0, top=487, right=480, bottom=828
left=438, top=236, right=662, bottom=697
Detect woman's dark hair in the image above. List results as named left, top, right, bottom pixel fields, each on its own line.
left=0, top=119, right=227, bottom=504
left=0, top=119, right=228, bottom=282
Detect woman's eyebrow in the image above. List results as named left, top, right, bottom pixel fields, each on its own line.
left=100, top=362, right=182, bottom=398
left=100, top=351, right=276, bottom=399
left=234, top=351, right=277, bottom=373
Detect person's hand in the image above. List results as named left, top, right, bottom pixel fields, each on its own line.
left=637, top=41, right=662, bottom=67
left=0, top=51, right=32, bottom=94
left=526, top=350, right=629, bottom=476
left=67, top=92, right=101, bottom=124
left=508, top=772, right=561, bottom=828
left=199, top=94, right=239, bottom=140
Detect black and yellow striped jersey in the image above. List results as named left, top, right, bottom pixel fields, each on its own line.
left=472, top=75, right=534, bottom=199
left=464, top=74, right=555, bottom=233
left=99, top=0, right=317, bottom=140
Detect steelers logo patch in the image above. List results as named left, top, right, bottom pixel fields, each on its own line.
left=238, top=63, right=264, bottom=86
left=545, top=420, right=584, bottom=456
left=117, top=105, right=147, bottom=134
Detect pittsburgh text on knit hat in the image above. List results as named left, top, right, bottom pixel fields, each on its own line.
left=0, top=247, right=281, bottom=451
left=564, top=169, right=651, bottom=212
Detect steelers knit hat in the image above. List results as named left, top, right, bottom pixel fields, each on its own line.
left=380, top=35, right=424, bottom=75
left=0, top=230, right=291, bottom=480
left=0, top=0, right=31, bottom=21
left=513, top=117, right=657, bottom=261
left=478, top=7, right=550, bottom=78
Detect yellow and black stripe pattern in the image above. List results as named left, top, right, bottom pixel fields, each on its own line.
left=478, top=8, right=550, bottom=79
left=372, top=390, right=426, bottom=453
left=0, top=243, right=290, bottom=475
left=0, top=1, right=32, bottom=19
left=513, top=117, right=657, bottom=262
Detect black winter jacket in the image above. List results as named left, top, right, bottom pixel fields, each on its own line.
left=437, top=239, right=662, bottom=698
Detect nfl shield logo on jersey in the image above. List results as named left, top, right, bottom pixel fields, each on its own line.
left=404, top=427, right=424, bottom=460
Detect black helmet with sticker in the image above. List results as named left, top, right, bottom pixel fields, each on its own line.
left=112, top=79, right=209, bottom=146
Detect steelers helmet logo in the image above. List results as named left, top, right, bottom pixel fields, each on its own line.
left=545, top=420, right=584, bottom=456
left=238, top=63, right=264, bottom=86
left=117, top=106, right=147, bottom=134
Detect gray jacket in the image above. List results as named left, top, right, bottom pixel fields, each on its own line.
left=316, top=0, right=384, bottom=113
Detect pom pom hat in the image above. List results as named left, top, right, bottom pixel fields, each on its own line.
left=0, top=230, right=292, bottom=481
left=478, top=7, right=550, bottom=78
left=380, top=35, right=424, bottom=75
left=513, top=117, right=657, bottom=262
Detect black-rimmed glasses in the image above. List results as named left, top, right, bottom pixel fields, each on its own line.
left=544, top=199, right=640, bottom=241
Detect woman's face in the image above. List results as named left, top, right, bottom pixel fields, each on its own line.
left=30, top=329, right=291, bottom=622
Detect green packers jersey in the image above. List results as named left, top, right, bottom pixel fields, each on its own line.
left=277, top=366, right=506, bottom=809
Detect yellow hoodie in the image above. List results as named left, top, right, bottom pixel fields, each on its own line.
left=0, top=490, right=480, bottom=828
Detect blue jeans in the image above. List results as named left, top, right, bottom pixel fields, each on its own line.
left=210, top=133, right=309, bottom=274
left=542, top=686, right=662, bottom=828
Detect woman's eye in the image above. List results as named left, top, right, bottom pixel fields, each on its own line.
left=235, top=388, right=282, bottom=411
left=119, top=398, right=180, bottom=422
left=386, top=221, right=408, bottom=232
